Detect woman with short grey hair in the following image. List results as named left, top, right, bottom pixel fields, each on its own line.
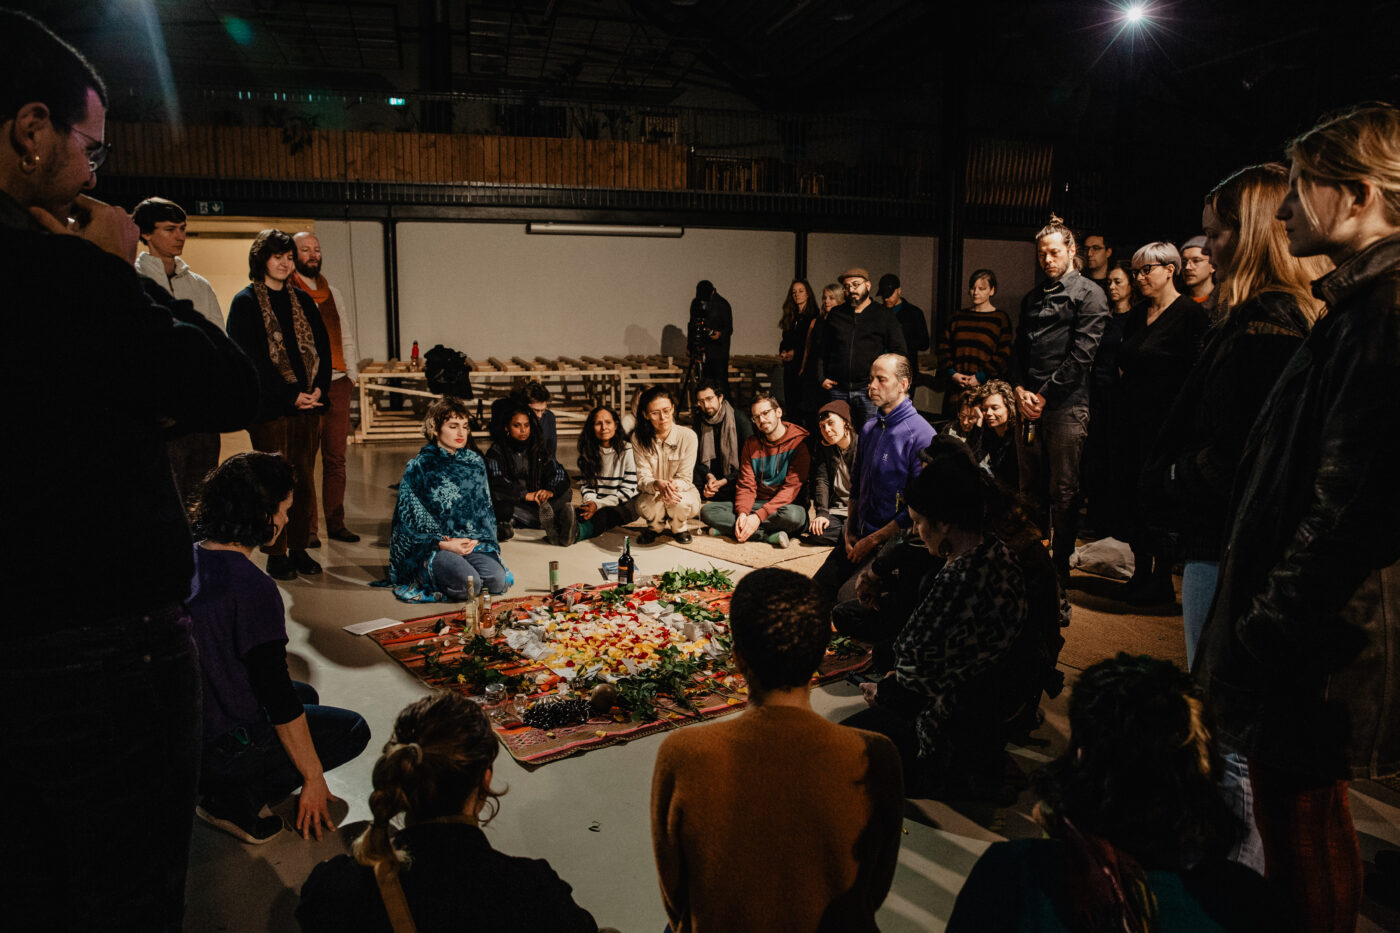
left=1113, top=241, right=1210, bottom=604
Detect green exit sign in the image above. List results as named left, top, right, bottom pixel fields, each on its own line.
left=196, top=200, right=225, bottom=215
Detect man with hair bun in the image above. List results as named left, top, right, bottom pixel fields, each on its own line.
left=651, top=568, right=903, bottom=933
left=1011, top=214, right=1110, bottom=580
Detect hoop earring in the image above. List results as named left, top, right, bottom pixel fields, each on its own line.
left=19, top=154, right=39, bottom=173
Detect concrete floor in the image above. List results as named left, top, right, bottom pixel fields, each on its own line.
left=186, top=433, right=1400, bottom=932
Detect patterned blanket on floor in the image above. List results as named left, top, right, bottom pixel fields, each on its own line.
left=370, top=576, right=872, bottom=766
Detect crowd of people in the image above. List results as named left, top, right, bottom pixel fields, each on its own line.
left=4, top=7, right=1398, bottom=932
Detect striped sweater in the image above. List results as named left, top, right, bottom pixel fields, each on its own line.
left=581, top=445, right=638, bottom=507
left=937, top=308, right=1014, bottom=382
left=735, top=422, right=810, bottom=519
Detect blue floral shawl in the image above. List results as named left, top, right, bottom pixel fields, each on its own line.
left=379, top=443, right=506, bottom=603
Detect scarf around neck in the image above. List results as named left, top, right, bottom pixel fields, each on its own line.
left=699, top=399, right=739, bottom=471
left=253, top=281, right=321, bottom=391
left=290, top=271, right=330, bottom=305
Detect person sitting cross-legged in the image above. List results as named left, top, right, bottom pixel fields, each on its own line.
left=699, top=392, right=810, bottom=548
left=632, top=385, right=701, bottom=544
left=189, top=452, right=370, bottom=844
left=484, top=402, right=576, bottom=545
left=651, top=568, right=904, bottom=933
left=804, top=400, right=860, bottom=546
left=691, top=378, right=753, bottom=506
left=575, top=404, right=639, bottom=541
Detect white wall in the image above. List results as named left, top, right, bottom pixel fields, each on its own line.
left=806, top=233, right=902, bottom=297
left=317, top=220, right=388, bottom=364
left=963, top=238, right=1038, bottom=318
left=394, top=224, right=796, bottom=359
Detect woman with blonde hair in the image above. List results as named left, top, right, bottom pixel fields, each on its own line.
left=1195, top=102, right=1400, bottom=933
left=298, top=692, right=599, bottom=932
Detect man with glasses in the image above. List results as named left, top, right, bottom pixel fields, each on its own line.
left=0, top=11, right=259, bottom=929
left=1011, top=216, right=1110, bottom=581
left=1180, top=235, right=1217, bottom=314
left=1082, top=233, right=1114, bottom=294
left=699, top=392, right=810, bottom=548
left=811, top=267, right=908, bottom=431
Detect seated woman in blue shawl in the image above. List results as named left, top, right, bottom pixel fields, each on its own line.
left=380, top=397, right=512, bottom=602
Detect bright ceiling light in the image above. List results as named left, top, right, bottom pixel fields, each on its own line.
left=1124, top=4, right=1147, bottom=24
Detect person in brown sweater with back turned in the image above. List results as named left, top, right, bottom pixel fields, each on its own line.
left=650, top=568, right=905, bottom=933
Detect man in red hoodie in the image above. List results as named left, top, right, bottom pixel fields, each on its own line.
left=699, top=391, right=810, bottom=548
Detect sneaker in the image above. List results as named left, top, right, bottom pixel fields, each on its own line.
left=291, top=550, right=322, bottom=575
left=196, top=797, right=283, bottom=845
left=266, top=555, right=296, bottom=581
left=328, top=527, right=361, bottom=543
left=539, top=498, right=558, bottom=544
left=639, top=528, right=659, bottom=545
left=497, top=521, right=515, bottom=541
left=768, top=531, right=792, bottom=549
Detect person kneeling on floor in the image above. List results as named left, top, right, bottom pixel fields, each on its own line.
left=699, top=391, right=809, bottom=548
left=484, top=402, right=577, bottom=545
left=189, top=452, right=371, bottom=844
left=632, top=385, right=701, bottom=544
left=381, top=397, right=513, bottom=603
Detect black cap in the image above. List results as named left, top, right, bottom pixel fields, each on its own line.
left=876, top=273, right=900, bottom=299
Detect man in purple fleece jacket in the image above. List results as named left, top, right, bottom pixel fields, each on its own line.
left=814, top=354, right=935, bottom=602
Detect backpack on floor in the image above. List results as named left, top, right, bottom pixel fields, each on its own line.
left=424, top=344, right=474, bottom=399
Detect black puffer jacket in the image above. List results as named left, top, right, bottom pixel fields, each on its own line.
left=1142, top=291, right=1311, bottom=561
left=1194, top=233, right=1400, bottom=781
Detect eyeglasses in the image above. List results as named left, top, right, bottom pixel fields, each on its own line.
left=70, top=126, right=112, bottom=173
left=1183, top=256, right=1212, bottom=266
left=1130, top=263, right=1166, bottom=279
left=648, top=406, right=674, bottom=417
left=752, top=406, right=779, bottom=419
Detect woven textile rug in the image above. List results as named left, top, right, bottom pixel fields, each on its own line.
left=371, top=582, right=871, bottom=766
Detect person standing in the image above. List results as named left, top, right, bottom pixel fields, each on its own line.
left=1195, top=102, right=1400, bottom=933
left=1011, top=215, right=1110, bottom=580
left=1114, top=243, right=1210, bottom=605
left=0, top=12, right=259, bottom=930
left=937, top=268, right=1014, bottom=416
left=133, top=195, right=225, bottom=506
left=291, top=231, right=361, bottom=544
left=877, top=272, right=929, bottom=385
left=226, top=229, right=333, bottom=580
left=777, top=278, right=818, bottom=420
left=1180, top=234, right=1217, bottom=314
left=812, top=267, right=908, bottom=430
left=1081, top=232, right=1114, bottom=293
left=691, top=280, right=732, bottom=391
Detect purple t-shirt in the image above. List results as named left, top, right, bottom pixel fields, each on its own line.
left=188, top=544, right=289, bottom=740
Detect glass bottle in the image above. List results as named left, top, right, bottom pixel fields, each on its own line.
left=618, top=537, right=635, bottom=585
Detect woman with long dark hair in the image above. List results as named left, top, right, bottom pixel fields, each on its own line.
left=484, top=402, right=575, bottom=545
left=576, top=404, right=638, bottom=540
left=632, top=385, right=700, bottom=544
left=948, top=654, right=1279, bottom=932
left=778, top=278, right=818, bottom=420
left=298, top=692, right=598, bottom=932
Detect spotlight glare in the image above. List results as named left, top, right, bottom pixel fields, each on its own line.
left=1125, top=4, right=1147, bottom=24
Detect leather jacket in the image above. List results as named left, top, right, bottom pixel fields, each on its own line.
left=1194, top=233, right=1400, bottom=780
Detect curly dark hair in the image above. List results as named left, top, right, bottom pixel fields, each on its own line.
left=1035, top=653, right=1240, bottom=869
left=422, top=396, right=474, bottom=444
left=576, top=405, right=629, bottom=483
left=728, top=568, right=832, bottom=691
left=352, top=691, right=504, bottom=877
left=633, top=385, right=677, bottom=447
left=192, top=452, right=296, bottom=548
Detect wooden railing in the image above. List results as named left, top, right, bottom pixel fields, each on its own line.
left=104, top=123, right=688, bottom=189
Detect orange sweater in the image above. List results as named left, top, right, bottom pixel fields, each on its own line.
left=651, top=704, right=904, bottom=933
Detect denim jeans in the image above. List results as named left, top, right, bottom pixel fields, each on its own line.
left=699, top=499, right=807, bottom=538
left=1181, top=560, right=1219, bottom=668
left=826, top=386, right=877, bottom=432
left=431, top=549, right=510, bottom=598
left=201, top=681, right=370, bottom=816
left=1, top=605, right=200, bottom=933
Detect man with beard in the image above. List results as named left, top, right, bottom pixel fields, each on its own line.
left=291, top=231, right=361, bottom=544
left=691, top=379, right=754, bottom=507
left=1180, top=234, right=1217, bottom=315
left=812, top=268, right=908, bottom=431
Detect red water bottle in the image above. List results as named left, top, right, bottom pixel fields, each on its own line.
left=410, top=340, right=420, bottom=370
